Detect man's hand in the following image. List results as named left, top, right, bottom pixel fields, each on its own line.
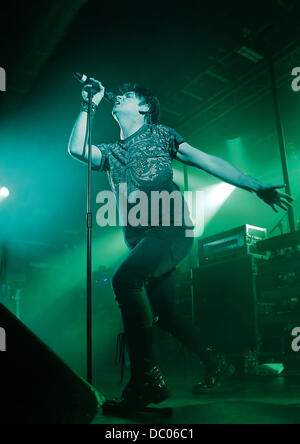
left=82, top=79, right=105, bottom=107
left=256, top=184, right=294, bottom=213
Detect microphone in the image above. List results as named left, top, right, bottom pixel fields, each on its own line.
left=74, top=72, right=116, bottom=104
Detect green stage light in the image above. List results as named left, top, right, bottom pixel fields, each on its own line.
left=25, top=229, right=128, bottom=322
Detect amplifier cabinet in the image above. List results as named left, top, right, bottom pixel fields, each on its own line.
left=198, top=224, right=267, bottom=265
left=193, top=255, right=259, bottom=354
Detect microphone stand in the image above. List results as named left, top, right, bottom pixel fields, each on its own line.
left=73, top=72, right=116, bottom=384
left=80, top=83, right=115, bottom=385
left=86, top=87, right=94, bottom=384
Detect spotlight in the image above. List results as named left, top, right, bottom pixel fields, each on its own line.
left=205, top=183, right=236, bottom=223
left=0, top=187, right=10, bottom=199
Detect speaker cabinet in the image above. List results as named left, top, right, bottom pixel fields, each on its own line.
left=0, top=303, right=102, bottom=424
left=193, top=255, right=259, bottom=354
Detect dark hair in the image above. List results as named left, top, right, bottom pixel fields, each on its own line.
left=118, top=82, right=160, bottom=124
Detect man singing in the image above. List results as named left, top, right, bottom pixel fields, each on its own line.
left=68, top=79, right=293, bottom=408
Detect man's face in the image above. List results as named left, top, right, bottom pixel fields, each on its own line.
left=112, top=91, right=148, bottom=119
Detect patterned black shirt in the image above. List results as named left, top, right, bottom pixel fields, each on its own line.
left=95, top=124, right=193, bottom=245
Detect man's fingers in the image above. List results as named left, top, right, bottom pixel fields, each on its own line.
left=278, top=192, right=294, bottom=202
left=271, top=184, right=286, bottom=189
left=271, top=203, right=279, bottom=213
left=277, top=202, right=289, bottom=211
left=281, top=200, right=292, bottom=208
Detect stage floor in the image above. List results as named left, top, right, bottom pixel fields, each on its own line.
left=92, top=372, right=300, bottom=424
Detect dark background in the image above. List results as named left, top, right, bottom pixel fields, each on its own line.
left=1, top=0, right=300, bottom=381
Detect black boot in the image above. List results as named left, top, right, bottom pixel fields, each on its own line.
left=112, top=327, right=171, bottom=408
left=120, top=365, right=171, bottom=408
left=192, top=347, right=235, bottom=394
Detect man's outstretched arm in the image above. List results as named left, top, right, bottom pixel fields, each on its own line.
left=176, top=142, right=294, bottom=213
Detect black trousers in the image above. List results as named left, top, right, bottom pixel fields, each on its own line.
left=112, top=226, right=206, bottom=358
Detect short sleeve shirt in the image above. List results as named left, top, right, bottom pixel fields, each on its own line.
left=95, top=123, right=193, bottom=244
left=96, top=124, right=185, bottom=194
